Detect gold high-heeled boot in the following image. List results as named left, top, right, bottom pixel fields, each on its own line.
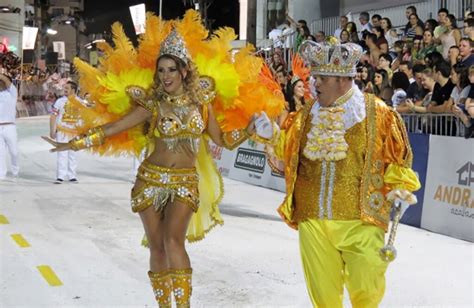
left=148, top=270, right=172, bottom=308
left=170, top=268, right=192, bottom=307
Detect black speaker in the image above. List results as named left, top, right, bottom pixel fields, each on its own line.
left=22, top=50, right=35, bottom=64
left=45, top=52, right=58, bottom=65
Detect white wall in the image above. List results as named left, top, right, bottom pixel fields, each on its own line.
left=340, top=0, right=422, bottom=15
left=289, top=0, right=321, bottom=27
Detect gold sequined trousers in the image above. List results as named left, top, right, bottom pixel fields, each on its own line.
left=131, top=161, right=199, bottom=213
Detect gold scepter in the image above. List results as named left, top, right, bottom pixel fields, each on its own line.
left=379, top=199, right=407, bottom=262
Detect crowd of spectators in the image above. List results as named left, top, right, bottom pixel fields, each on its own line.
left=0, top=47, right=72, bottom=117
left=266, top=6, right=474, bottom=138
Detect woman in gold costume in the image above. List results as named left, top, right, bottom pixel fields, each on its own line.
left=42, top=11, right=284, bottom=307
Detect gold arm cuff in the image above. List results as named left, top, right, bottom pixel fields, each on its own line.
left=69, top=127, right=105, bottom=151
left=222, top=128, right=250, bottom=150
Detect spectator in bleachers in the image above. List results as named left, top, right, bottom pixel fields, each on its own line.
left=373, top=26, right=389, bottom=54
left=463, top=18, right=474, bottom=40
left=381, top=17, right=398, bottom=51
left=268, top=21, right=288, bottom=49
left=402, top=41, right=414, bottom=62
left=275, top=70, right=290, bottom=102
left=452, top=66, right=474, bottom=138
left=359, top=12, right=372, bottom=38
left=404, top=5, right=424, bottom=36
left=411, top=35, right=422, bottom=61
left=427, top=60, right=455, bottom=113
left=405, top=14, right=424, bottom=41
left=339, top=29, right=350, bottom=43
left=314, top=31, right=325, bottom=43
left=424, top=19, right=439, bottom=32
left=374, top=69, right=393, bottom=104
left=448, top=63, right=470, bottom=109
left=391, top=40, right=405, bottom=70
left=458, top=38, right=474, bottom=66
left=269, top=51, right=286, bottom=76
left=439, top=14, right=462, bottom=59
left=378, top=53, right=393, bottom=80
left=346, top=22, right=360, bottom=43
left=366, top=33, right=382, bottom=66
left=427, top=60, right=458, bottom=135
left=406, top=63, right=428, bottom=102
left=285, top=13, right=308, bottom=52
left=414, top=30, right=439, bottom=64
left=360, top=63, right=375, bottom=92
left=295, top=25, right=311, bottom=51
left=448, top=45, right=460, bottom=66
left=399, top=60, right=415, bottom=83
left=371, top=14, right=382, bottom=28
left=334, top=15, right=348, bottom=40
left=404, top=67, right=436, bottom=114
left=434, top=8, right=449, bottom=40
left=424, top=51, right=444, bottom=68
left=391, top=71, right=410, bottom=108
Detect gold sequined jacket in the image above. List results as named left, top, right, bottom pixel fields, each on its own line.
left=268, top=93, right=420, bottom=231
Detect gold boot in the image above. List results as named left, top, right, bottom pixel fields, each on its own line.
left=170, top=268, right=192, bottom=307
left=148, top=270, right=172, bottom=308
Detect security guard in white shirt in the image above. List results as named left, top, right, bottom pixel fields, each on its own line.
left=0, top=72, right=19, bottom=180
left=49, top=81, right=82, bottom=184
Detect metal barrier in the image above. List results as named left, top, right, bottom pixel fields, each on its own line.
left=402, top=113, right=467, bottom=137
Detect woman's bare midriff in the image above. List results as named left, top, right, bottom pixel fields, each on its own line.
left=132, top=138, right=198, bottom=192
left=143, top=138, right=198, bottom=169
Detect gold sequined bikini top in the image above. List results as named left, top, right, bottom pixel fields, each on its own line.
left=126, top=76, right=216, bottom=152
left=155, top=104, right=205, bottom=138
left=156, top=103, right=205, bottom=138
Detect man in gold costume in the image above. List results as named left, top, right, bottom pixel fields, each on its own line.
left=254, top=41, right=421, bottom=307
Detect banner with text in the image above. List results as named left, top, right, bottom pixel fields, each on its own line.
left=420, top=136, right=474, bottom=242
left=210, top=140, right=286, bottom=192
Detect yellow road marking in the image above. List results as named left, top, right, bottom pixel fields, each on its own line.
left=36, top=265, right=63, bottom=286
left=11, top=234, right=31, bottom=247
left=0, top=215, right=9, bottom=224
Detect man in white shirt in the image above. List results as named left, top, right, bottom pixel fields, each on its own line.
left=334, top=16, right=348, bottom=41
left=49, top=81, right=81, bottom=184
left=269, top=25, right=283, bottom=49
left=359, top=12, right=372, bottom=33
left=0, top=72, right=19, bottom=180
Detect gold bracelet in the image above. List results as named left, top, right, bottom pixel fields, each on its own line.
left=69, top=127, right=105, bottom=151
left=222, top=128, right=250, bottom=150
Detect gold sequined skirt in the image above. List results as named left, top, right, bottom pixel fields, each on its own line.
left=131, top=161, right=199, bottom=213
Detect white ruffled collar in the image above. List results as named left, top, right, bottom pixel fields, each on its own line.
left=303, top=84, right=366, bottom=161
left=310, top=83, right=366, bottom=130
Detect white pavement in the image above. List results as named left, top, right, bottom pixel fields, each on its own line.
left=0, top=116, right=473, bottom=308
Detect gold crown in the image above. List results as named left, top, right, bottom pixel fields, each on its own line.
left=159, top=29, right=190, bottom=64
left=298, top=41, right=362, bottom=77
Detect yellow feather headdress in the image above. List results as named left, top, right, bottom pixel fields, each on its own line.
left=70, top=9, right=285, bottom=155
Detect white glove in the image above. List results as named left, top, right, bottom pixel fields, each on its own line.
left=255, top=112, right=274, bottom=139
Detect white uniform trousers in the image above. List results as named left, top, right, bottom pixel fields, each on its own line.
left=56, top=131, right=77, bottom=180
left=0, top=124, right=19, bottom=179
